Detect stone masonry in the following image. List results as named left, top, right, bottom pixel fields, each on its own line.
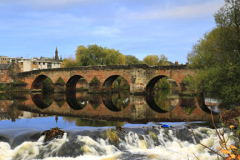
left=17, top=64, right=195, bottom=94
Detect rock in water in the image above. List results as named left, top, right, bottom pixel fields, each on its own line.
left=41, top=127, right=65, bottom=142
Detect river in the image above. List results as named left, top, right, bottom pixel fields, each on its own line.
left=0, top=90, right=231, bottom=160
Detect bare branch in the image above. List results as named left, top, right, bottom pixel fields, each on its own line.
left=186, top=118, right=225, bottom=159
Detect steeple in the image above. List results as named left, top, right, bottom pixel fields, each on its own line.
left=55, top=46, right=59, bottom=60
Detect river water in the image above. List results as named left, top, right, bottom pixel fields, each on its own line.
left=0, top=90, right=231, bottom=160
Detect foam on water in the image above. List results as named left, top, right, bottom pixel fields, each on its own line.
left=0, top=127, right=233, bottom=160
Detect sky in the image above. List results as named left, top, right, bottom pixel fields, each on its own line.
left=0, top=0, right=225, bottom=64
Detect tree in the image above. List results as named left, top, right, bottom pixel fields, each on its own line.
left=187, top=0, right=240, bottom=105
left=158, top=54, right=169, bottom=66
left=125, top=55, right=140, bottom=65
left=75, top=44, right=125, bottom=66
left=62, top=55, right=78, bottom=67
left=143, top=55, right=159, bottom=66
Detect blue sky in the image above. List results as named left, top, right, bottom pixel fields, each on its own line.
left=0, top=0, right=224, bottom=64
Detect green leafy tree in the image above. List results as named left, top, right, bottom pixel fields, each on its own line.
left=187, top=0, right=240, bottom=105
left=75, top=44, right=125, bottom=66
left=62, top=55, right=78, bottom=67
left=125, top=55, right=140, bottom=65
left=143, top=55, right=159, bottom=66
left=158, top=54, right=169, bottom=66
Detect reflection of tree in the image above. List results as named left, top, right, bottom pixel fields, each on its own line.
left=112, top=92, right=130, bottom=111
left=42, top=93, right=54, bottom=106
left=89, top=94, right=101, bottom=110
left=54, top=93, right=65, bottom=107
left=8, top=102, right=21, bottom=122
left=154, top=89, right=171, bottom=111
left=179, top=97, right=196, bottom=115
left=62, top=117, right=126, bottom=127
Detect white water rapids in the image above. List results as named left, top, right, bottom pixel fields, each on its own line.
left=0, top=127, right=232, bottom=160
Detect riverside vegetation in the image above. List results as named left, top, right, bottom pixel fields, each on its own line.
left=186, top=0, right=240, bottom=159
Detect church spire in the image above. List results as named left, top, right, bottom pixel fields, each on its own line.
left=55, top=46, right=59, bottom=60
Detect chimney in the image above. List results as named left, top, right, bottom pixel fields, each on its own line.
left=55, top=47, right=59, bottom=60
left=175, top=61, right=178, bottom=65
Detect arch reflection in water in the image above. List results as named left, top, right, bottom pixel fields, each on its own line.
left=146, top=89, right=179, bottom=113
left=197, top=95, right=219, bottom=115
left=179, top=97, right=197, bottom=115
left=66, top=92, right=88, bottom=110
left=89, top=94, right=102, bottom=110
left=31, top=93, right=53, bottom=109
left=102, top=92, right=130, bottom=112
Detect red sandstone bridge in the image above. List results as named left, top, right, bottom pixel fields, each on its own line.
left=17, top=64, right=195, bottom=94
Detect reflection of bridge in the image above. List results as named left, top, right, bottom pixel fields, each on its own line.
left=18, top=64, right=194, bottom=94
left=15, top=93, right=220, bottom=123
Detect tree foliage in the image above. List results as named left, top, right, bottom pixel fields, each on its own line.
left=159, top=54, right=169, bottom=66
left=143, top=54, right=169, bottom=66
left=125, top=55, right=140, bottom=65
left=62, top=55, right=78, bottom=68
left=75, top=44, right=125, bottom=66
left=187, top=0, right=240, bottom=105
left=143, top=55, right=159, bottom=66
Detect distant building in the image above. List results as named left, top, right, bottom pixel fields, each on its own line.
left=0, top=63, right=21, bottom=83
left=0, top=47, right=63, bottom=72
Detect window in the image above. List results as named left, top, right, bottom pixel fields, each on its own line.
left=43, top=62, right=45, bottom=65
left=1, top=70, right=3, bottom=74
left=33, top=62, right=37, bottom=65
left=21, top=68, right=23, bottom=71
left=2, top=58, right=6, bottom=60
left=33, top=68, right=37, bottom=70
left=39, top=62, right=41, bottom=65
left=47, top=63, right=52, bottom=69
left=21, top=62, right=23, bottom=65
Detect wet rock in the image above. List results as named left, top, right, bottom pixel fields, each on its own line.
left=57, top=139, right=85, bottom=157
left=41, top=127, right=65, bottom=142
left=176, top=127, right=194, bottom=143
left=100, top=129, right=120, bottom=146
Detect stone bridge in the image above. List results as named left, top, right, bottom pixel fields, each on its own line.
left=17, top=64, right=195, bottom=94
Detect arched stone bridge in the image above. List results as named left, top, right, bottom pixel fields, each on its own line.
left=17, top=64, right=195, bottom=94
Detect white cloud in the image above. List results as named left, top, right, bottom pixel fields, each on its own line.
left=119, top=1, right=225, bottom=20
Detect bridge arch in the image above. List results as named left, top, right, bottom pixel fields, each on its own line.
left=31, top=74, right=54, bottom=91
left=146, top=75, right=167, bottom=93
left=66, top=75, right=88, bottom=92
left=102, top=75, right=130, bottom=93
